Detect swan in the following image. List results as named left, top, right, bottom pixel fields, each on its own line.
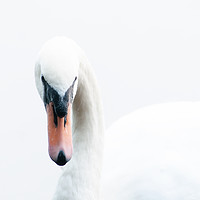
left=35, top=36, right=200, bottom=200
left=35, top=37, right=104, bottom=199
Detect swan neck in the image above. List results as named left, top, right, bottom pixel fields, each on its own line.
left=54, top=55, right=104, bottom=200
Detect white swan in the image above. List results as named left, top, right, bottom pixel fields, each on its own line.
left=35, top=37, right=200, bottom=200
left=102, top=102, right=200, bottom=199
left=35, top=37, right=104, bottom=199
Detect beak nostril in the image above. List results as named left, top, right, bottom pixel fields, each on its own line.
left=56, top=151, right=68, bottom=166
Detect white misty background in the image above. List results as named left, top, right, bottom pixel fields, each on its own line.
left=0, top=0, right=200, bottom=199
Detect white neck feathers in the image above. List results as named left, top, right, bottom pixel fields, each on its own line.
left=53, top=54, right=105, bottom=200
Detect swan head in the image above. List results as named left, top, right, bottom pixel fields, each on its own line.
left=35, top=37, right=79, bottom=166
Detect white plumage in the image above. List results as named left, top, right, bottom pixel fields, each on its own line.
left=103, top=102, right=200, bottom=199
left=35, top=37, right=200, bottom=199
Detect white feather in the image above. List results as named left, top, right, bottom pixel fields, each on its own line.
left=35, top=37, right=200, bottom=200
left=102, top=102, right=200, bottom=199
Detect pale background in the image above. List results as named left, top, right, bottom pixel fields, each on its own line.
left=0, top=0, right=200, bottom=199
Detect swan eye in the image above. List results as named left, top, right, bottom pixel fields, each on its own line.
left=63, top=76, right=77, bottom=103
left=41, top=75, right=45, bottom=82
left=41, top=76, right=53, bottom=105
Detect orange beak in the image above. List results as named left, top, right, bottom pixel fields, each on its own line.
left=46, top=102, right=73, bottom=166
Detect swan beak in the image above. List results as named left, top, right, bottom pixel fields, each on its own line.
left=46, top=102, right=73, bottom=166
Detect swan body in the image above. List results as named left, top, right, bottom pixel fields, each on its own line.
left=35, top=37, right=200, bottom=199
left=102, top=102, right=200, bottom=199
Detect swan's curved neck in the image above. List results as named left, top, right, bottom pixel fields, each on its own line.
left=53, top=56, right=105, bottom=200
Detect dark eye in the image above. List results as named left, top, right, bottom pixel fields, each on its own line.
left=41, top=75, right=45, bottom=82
